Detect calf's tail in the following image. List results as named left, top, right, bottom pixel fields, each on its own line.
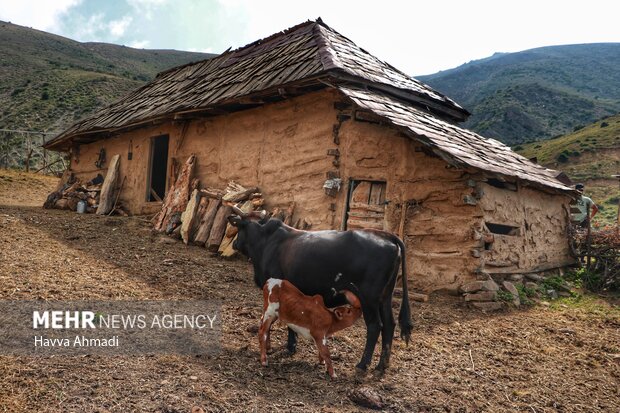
left=394, top=236, right=413, bottom=345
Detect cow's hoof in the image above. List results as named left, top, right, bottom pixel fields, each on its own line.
left=354, top=365, right=368, bottom=376
left=372, top=367, right=386, bottom=378
left=286, top=343, right=297, bottom=355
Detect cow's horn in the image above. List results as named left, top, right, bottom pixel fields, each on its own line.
left=231, top=205, right=247, bottom=217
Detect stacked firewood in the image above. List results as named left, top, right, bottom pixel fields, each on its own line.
left=43, top=174, right=107, bottom=212
left=152, top=155, right=267, bottom=256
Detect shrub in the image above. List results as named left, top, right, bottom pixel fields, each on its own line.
left=41, top=91, right=49, bottom=100
left=573, top=125, right=584, bottom=132
left=601, top=122, right=609, bottom=128
left=557, top=153, right=569, bottom=163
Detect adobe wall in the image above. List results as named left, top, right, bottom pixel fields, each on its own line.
left=69, top=90, right=339, bottom=218
left=335, top=118, right=482, bottom=292
left=477, top=184, right=575, bottom=274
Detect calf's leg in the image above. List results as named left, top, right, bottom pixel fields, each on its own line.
left=258, top=315, right=276, bottom=366
left=376, top=297, right=396, bottom=373
left=313, top=334, right=335, bottom=379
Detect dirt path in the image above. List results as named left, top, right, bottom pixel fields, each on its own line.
left=0, top=171, right=619, bottom=412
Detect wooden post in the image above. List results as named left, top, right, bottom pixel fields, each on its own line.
left=96, top=154, right=121, bottom=215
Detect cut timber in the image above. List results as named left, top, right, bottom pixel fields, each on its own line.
left=190, top=196, right=209, bottom=238
left=283, top=202, right=296, bottom=226
left=153, top=154, right=196, bottom=231
left=180, top=189, right=201, bottom=244
left=96, top=154, right=120, bottom=215
left=193, top=198, right=221, bottom=246
left=207, top=205, right=232, bottom=251
left=219, top=200, right=252, bottom=257
left=222, top=181, right=259, bottom=203
left=200, top=188, right=225, bottom=199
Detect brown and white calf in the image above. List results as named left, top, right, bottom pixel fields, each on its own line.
left=259, top=278, right=361, bottom=378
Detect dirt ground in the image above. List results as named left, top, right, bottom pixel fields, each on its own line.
left=0, top=170, right=619, bottom=413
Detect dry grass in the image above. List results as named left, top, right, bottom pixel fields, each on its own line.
left=0, top=170, right=619, bottom=412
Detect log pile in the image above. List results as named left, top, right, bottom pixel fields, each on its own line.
left=43, top=172, right=128, bottom=215
left=153, top=164, right=268, bottom=256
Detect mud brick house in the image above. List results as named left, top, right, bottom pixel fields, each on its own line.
left=44, top=19, right=576, bottom=292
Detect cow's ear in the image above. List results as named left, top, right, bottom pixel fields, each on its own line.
left=333, top=308, right=344, bottom=320
left=227, top=215, right=244, bottom=227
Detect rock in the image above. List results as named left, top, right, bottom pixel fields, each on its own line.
left=471, top=302, right=504, bottom=312
left=464, top=291, right=497, bottom=302
left=525, top=273, right=544, bottom=282
left=547, top=289, right=558, bottom=300
left=191, top=407, right=206, bottom=413
left=502, top=281, right=520, bottom=306
left=509, top=274, right=524, bottom=282
left=189, top=375, right=198, bottom=381
left=525, top=282, right=538, bottom=290
left=158, top=236, right=178, bottom=244
left=410, top=292, right=429, bottom=302
left=460, top=281, right=485, bottom=293
left=246, top=324, right=259, bottom=334
left=471, top=249, right=481, bottom=258
left=558, top=291, right=572, bottom=297
left=540, top=301, right=551, bottom=307
left=482, top=279, right=499, bottom=291
left=349, top=386, right=384, bottom=410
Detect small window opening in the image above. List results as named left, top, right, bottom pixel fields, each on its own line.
left=147, top=135, right=169, bottom=202
left=485, top=222, right=520, bottom=236
left=486, top=178, right=517, bottom=191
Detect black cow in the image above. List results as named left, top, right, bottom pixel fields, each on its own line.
left=228, top=208, right=413, bottom=373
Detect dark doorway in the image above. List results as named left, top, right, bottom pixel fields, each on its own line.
left=344, top=179, right=386, bottom=230
left=147, top=135, right=169, bottom=202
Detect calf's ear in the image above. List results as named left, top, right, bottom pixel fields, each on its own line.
left=333, top=308, right=344, bottom=320
left=227, top=215, right=243, bottom=226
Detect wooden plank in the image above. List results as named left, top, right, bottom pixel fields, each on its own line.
left=152, top=154, right=196, bottom=231
left=193, top=198, right=221, bottom=246
left=351, top=181, right=371, bottom=203
left=96, top=154, right=120, bottom=215
left=207, top=205, right=232, bottom=251
left=180, top=189, right=201, bottom=244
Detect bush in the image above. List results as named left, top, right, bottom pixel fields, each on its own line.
left=573, top=125, right=584, bottom=132
left=557, top=153, right=569, bottom=163
left=41, top=91, right=49, bottom=100
left=601, top=122, right=609, bottom=128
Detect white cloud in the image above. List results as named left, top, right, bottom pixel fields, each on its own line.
left=0, top=0, right=81, bottom=31
left=129, top=39, right=150, bottom=48
left=127, top=0, right=169, bottom=20
left=71, top=12, right=106, bottom=39
left=109, top=15, right=132, bottom=38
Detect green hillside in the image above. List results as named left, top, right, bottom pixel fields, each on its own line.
left=517, top=114, right=620, bottom=226
left=0, top=21, right=214, bottom=134
left=419, top=44, right=620, bottom=145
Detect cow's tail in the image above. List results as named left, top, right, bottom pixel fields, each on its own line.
left=394, top=236, right=413, bottom=345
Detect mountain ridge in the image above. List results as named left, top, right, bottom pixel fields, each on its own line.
left=419, top=43, right=620, bottom=145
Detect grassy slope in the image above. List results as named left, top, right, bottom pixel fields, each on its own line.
left=0, top=21, right=214, bottom=134
left=517, top=114, right=620, bottom=226
left=419, top=44, right=620, bottom=145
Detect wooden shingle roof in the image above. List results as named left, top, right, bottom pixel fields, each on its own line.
left=338, top=86, right=573, bottom=193
left=45, top=19, right=467, bottom=150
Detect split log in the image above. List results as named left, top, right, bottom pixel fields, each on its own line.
left=193, top=198, right=221, bottom=246
left=207, top=205, right=232, bottom=251
left=96, top=154, right=121, bottom=215
left=152, top=154, right=196, bottom=231
left=200, top=187, right=225, bottom=199
left=219, top=201, right=251, bottom=257
left=283, top=202, right=296, bottom=226
left=222, top=181, right=259, bottom=203
left=190, top=196, right=209, bottom=237
left=180, top=189, right=201, bottom=244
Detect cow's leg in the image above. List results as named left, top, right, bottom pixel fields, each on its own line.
left=376, top=267, right=399, bottom=373
left=258, top=315, right=276, bottom=366
left=375, top=297, right=396, bottom=373
left=313, top=334, right=335, bottom=379
left=286, top=327, right=297, bottom=354
left=356, top=302, right=382, bottom=372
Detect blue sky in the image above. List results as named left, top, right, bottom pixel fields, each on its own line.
left=1, top=0, right=620, bottom=75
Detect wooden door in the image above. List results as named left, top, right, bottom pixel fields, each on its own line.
left=346, top=180, right=386, bottom=230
